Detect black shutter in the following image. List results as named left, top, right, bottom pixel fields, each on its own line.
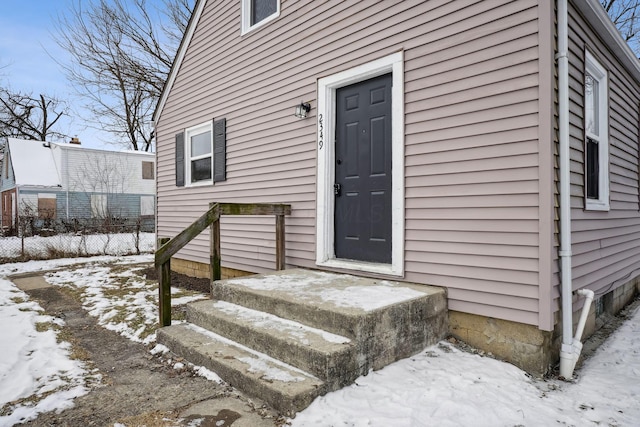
left=213, top=118, right=226, bottom=182
left=175, top=132, right=185, bottom=187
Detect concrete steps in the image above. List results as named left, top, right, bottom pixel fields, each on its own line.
left=157, top=268, right=447, bottom=414
left=185, top=300, right=357, bottom=387
left=157, top=323, right=325, bottom=413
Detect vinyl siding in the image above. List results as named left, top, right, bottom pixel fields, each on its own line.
left=566, top=2, right=640, bottom=307
left=156, top=0, right=555, bottom=327
left=61, top=146, right=155, bottom=196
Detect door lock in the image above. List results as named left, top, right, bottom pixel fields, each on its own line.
left=334, top=183, right=342, bottom=197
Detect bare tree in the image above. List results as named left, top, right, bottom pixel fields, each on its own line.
left=70, top=152, right=131, bottom=219
left=54, top=0, right=193, bottom=152
left=0, top=88, right=68, bottom=143
left=603, top=0, right=640, bottom=53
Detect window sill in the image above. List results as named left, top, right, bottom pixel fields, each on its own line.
left=185, top=181, right=213, bottom=188
left=241, top=12, right=280, bottom=35
left=585, top=200, right=610, bottom=211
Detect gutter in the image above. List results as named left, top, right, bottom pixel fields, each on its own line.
left=557, top=0, right=595, bottom=379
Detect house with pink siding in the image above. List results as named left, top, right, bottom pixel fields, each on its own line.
left=154, top=0, right=640, bottom=375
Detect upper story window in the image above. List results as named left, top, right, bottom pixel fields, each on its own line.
left=584, top=50, right=609, bottom=211
left=241, top=0, right=279, bottom=34
left=186, top=122, right=213, bottom=186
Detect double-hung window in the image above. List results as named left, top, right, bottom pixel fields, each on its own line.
left=186, top=122, right=213, bottom=185
left=241, top=0, right=279, bottom=34
left=175, top=118, right=225, bottom=187
left=584, top=51, right=609, bottom=211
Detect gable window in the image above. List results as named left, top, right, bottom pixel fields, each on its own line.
left=584, top=51, right=609, bottom=211
left=186, top=122, right=213, bottom=186
left=241, top=0, right=279, bottom=34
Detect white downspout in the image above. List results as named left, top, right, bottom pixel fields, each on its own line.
left=558, top=0, right=595, bottom=379
left=557, top=0, right=574, bottom=379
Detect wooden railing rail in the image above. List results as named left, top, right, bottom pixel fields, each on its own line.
left=155, top=202, right=291, bottom=326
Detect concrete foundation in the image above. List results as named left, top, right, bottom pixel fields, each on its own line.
left=171, top=258, right=251, bottom=280
left=449, top=311, right=555, bottom=375
left=451, top=276, right=640, bottom=376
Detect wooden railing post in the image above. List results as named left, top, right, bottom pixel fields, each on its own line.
left=157, top=237, right=171, bottom=327
left=275, top=213, right=285, bottom=270
left=155, top=203, right=290, bottom=324
left=210, top=204, right=221, bottom=281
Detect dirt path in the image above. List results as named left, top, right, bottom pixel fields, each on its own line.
left=20, top=284, right=284, bottom=427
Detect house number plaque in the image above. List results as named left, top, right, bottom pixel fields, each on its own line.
left=318, top=113, right=324, bottom=150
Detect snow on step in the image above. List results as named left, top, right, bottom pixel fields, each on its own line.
left=212, top=301, right=351, bottom=345
left=223, top=268, right=431, bottom=312
left=187, top=323, right=318, bottom=382
left=156, top=323, right=326, bottom=413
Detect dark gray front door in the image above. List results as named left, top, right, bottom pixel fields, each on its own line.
left=334, top=73, right=392, bottom=263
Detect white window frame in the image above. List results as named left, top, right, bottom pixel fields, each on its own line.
left=241, top=0, right=280, bottom=35
left=185, top=121, right=213, bottom=187
left=584, top=50, right=609, bottom=211
left=316, top=52, right=405, bottom=276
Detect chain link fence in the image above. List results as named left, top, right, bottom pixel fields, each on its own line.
left=0, top=216, right=156, bottom=263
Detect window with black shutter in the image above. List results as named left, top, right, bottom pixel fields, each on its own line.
left=176, top=119, right=226, bottom=187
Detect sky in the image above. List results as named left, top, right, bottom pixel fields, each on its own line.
left=0, top=250, right=639, bottom=425
left=0, top=0, right=170, bottom=151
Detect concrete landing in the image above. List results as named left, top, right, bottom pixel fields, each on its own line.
left=157, top=268, right=448, bottom=414
left=10, top=275, right=52, bottom=291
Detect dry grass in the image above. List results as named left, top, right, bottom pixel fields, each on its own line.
left=114, top=410, right=182, bottom=426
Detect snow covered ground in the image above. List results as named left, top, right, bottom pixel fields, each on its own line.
left=0, top=255, right=638, bottom=426
left=0, top=255, right=206, bottom=426
left=0, top=232, right=155, bottom=260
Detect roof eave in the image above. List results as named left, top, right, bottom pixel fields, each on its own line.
left=575, top=0, right=640, bottom=82
left=152, top=0, right=208, bottom=126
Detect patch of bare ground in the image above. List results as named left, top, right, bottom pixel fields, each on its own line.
left=18, top=266, right=284, bottom=427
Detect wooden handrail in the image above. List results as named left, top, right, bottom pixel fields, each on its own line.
left=155, top=203, right=220, bottom=267
left=155, top=202, right=291, bottom=326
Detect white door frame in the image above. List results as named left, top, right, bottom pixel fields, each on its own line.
left=316, top=52, right=405, bottom=276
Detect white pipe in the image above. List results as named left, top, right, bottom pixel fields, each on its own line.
left=557, top=1, right=596, bottom=379
left=574, top=289, right=595, bottom=342
left=557, top=0, right=576, bottom=380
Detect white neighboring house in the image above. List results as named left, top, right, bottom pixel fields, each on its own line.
left=0, top=138, right=156, bottom=233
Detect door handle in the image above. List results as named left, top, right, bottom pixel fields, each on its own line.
left=334, top=183, right=342, bottom=197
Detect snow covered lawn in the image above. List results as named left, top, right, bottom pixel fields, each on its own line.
left=0, top=255, right=207, bottom=425
left=0, top=255, right=639, bottom=426
left=0, top=274, right=91, bottom=425
left=0, top=232, right=155, bottom=260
